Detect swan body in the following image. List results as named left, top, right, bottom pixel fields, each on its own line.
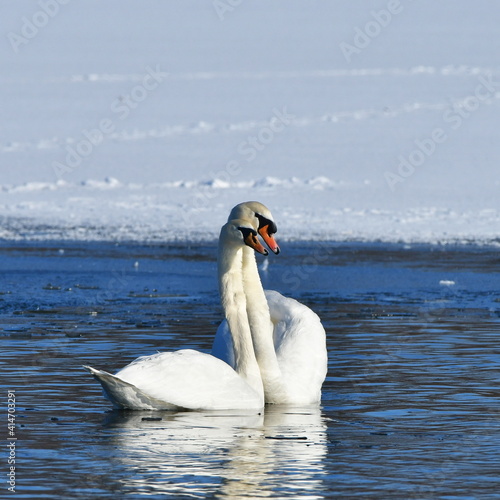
left=84, top=350, right=262, bottom=411
left=213, top=290, right=327, bottom=405
left=85, top=218, right=268, bottom=411
left=212, top=202, right=328, bottom=405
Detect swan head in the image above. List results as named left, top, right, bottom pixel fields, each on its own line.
left=220, top=219, right=269, bottom=256
left=228, top=201, right=280, bottom=255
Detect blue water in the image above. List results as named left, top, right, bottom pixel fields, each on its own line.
left=1, top=241, right=499, bottom=499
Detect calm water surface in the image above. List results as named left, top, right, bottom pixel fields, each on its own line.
left=1, top=241, right=499, bottom=499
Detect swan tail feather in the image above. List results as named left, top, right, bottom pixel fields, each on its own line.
left=83, top=365, right=185, bottom=411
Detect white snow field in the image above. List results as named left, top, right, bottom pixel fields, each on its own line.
left=1, top=1, right=499, bottom=244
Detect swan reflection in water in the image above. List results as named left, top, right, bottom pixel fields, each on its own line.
left=101, top=406, right=328, bottom=498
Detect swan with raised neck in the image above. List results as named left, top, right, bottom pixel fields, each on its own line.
left=84, top=218, right=268, bottom=410
left=214, top=201, right=327, bottom=405
left=228, top=202, right=288, bottom=400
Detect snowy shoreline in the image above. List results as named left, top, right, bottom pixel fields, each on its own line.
left=0, top=227, right=498, bottom=251
left=1, top=175, right=498, bottom=246
left=2, top=2, right=499, bottom=247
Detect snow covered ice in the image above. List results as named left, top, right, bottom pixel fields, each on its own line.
left=1, top=1, right=499, bottom=244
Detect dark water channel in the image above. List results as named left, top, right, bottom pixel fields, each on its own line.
left=1, top=241, right=499, bottom=499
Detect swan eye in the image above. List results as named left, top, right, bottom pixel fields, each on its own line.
left=255, top=213, right=280, bottom=255
left=255, top=213, right=277, bottom=235
left=238, top=226, right=268, bottom=255
left=238, top=226, right=257, bottom=238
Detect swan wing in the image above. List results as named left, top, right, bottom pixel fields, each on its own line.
left=212, top=290, right=328, bottom=404
left=85, top=349, right=263, bottom=411
left=265, top=290, right=328, bottom=404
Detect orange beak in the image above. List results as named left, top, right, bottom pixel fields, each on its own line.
left=243, top=230, right=269, bottom=256
left=258, top=225, right=280, bottom=255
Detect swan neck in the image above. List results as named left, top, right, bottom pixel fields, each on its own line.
left=242, top=246, right=284, bottom=386
left=217, top=231, right=264, bottom=402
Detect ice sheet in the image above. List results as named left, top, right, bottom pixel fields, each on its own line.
left=1, top=1, right=499, bottom=244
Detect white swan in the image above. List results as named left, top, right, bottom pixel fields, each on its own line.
left=84, top=218, right=270, bottom=411
left=212, top=202, right=328, bottom=405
